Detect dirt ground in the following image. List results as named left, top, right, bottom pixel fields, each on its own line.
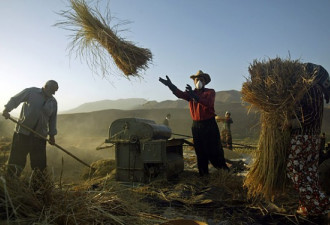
left=0, top=139, right=328, bottom=225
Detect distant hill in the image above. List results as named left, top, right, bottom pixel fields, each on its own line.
left=140, top=90, right=242, bottom=110
left=55, top=107, right=261, bottom=141
left=140, top=100, right=188, bottom=109
left=215, top=90, right=242, bottom=103
left=55, top=90, right=258, bottom=141
left=62, top=98, right=148, bottom=114
left=55, top=104, right=330, bottom=141
left=62, top=90, right=243, bottom=113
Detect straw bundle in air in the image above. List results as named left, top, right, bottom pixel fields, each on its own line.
left=57, top=0, right=152, bottom=77
left=241, top=57, right=314, bottom=200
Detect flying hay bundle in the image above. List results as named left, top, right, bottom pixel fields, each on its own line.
left=57, top=0, right=152, bottom=77
left=241, top=57, right=314, bottom=200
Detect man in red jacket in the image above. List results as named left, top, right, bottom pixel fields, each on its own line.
left=159, top=70, right=228, bottom=176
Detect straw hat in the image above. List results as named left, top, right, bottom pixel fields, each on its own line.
left=190, top=70, right=211, bottom=85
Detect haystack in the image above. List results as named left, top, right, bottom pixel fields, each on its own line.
left=56, top=0, right=152, bottom=77
left=241, top=57, right=315, bottom=200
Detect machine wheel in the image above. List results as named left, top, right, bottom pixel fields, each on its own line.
left=129, top=135, right=138, bottom=143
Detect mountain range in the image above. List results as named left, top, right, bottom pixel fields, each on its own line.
left=1, top=90, right=329, bottom=142
left=48, top=89, right=330, bottom=141
left=62, top=90, right=243, bottom=113
left=62, top=98, right=148, bottom=114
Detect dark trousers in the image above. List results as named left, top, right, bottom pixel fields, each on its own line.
left=192, top=118, right=228, bottom=176
left=7, top=132, right=47, bottom=176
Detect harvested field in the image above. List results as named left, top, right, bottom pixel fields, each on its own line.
left=0, top=140, right=327, bottom=224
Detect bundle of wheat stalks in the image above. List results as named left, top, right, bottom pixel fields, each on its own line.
left=241, top=57, right=314, bottom=200
left=57, top=0, right=152, bottom=77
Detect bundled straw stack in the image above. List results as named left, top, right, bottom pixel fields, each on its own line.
left=57, top=0, right=152, bottom=77
left=241, top=57, right=314, bottom=200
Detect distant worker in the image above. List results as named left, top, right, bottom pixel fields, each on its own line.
left=216, top=111, right=233, bottom=150
left=163, top=113, right=171, bottom=127
left=159, top=70, right=229, bottom=176
left=2, top=80, right=59, bottom=177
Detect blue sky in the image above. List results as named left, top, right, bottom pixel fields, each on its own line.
left=1, top=0, right=330, bottom=114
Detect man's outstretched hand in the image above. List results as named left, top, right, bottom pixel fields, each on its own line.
left=159, top=75, right=173, bottom=87
left=159, top=75, right=177, bottom=92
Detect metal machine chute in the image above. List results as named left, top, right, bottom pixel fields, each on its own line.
left=105, top=118, right=184, bottom=183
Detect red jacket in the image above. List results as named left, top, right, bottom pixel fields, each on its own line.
left=174, top=88, right=216, bottom=121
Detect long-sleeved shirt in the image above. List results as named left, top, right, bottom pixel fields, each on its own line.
left=4, top=87, right=58, bottom=138
left=173, top=88, right=216, bottom=121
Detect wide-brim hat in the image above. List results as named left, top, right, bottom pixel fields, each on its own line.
left=190, top=70, right=211, bottom=85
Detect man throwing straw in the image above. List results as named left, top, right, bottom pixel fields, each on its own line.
left=159, top=70, right=229, bottom=176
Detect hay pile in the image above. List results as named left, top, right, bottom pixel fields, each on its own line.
left=241, top=57, right=315, bottom=200
left=81, top=159, right=116, bottom=180
left=0, top=170, right=159, bottom=225
left=57, top=0, right=152, bottom=77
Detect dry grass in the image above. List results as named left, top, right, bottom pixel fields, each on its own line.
left=56, top=0, right=152, bottom=78
left=0, top=169, right=162, bottom=225
left=0, top=142, right=11, bottom=165
left=133, top=170, right=246, bottom=210
left=241, top=57, right=315, bottom=200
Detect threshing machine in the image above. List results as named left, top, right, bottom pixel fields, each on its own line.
left=105, top=118, right=184, bottom=183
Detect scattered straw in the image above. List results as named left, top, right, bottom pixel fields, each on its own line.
left=0, top=149, right=311, bottom=224
left=56, top=0, right=152, bottom=78
left=0, top=169, right=159, bottom=225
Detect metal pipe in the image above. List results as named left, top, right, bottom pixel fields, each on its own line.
left=172, top=132, right=256, bottom=149
left=171, top=132, right=193, bottom=138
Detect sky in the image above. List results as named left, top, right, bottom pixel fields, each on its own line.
left=1, top=0, right=330, bottom=115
